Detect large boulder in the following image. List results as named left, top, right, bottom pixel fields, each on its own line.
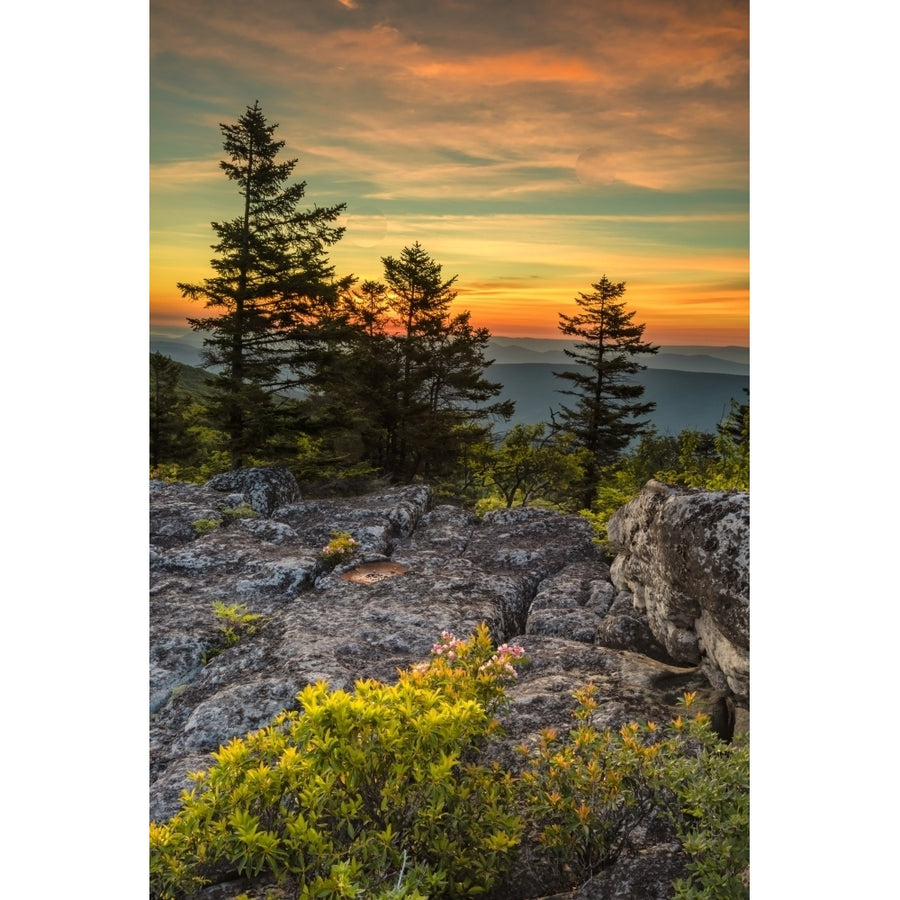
left=206, top=465, right=302, bottom=516
left=607, top=479, right=749, bottom=705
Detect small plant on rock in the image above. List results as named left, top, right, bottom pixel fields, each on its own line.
left=221, top=502, right=259, bottom=522
left=318, top=530, right=359, bottom=567
left=202, top=601, right=265, bottom=664
left=192, top=517, right=222, bottom=535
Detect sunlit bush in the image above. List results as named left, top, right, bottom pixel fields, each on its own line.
left=150, top=625, right=525, bottom=899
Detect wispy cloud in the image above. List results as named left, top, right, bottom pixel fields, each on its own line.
left=150, top=0, right=748, bottom=342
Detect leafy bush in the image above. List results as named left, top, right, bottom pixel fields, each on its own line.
left=150, top=625, right=525, bottom=899
left=517, top=683, right=665, bottom=882
left=151, top=629, right=747, bottom=899
left=516, top=687, right=749, bottom=897
left=658, top=698, right=749, bottom=899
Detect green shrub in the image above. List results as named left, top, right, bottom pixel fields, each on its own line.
left=221, top=502, right=259, bottom=522
left=192, top=505, right=258, bottom=539
left=516, top=687, right=749, bottom=897
left=657, top=697, right=749, bottom=899
left=152, top=630, right=747, bottom=899
left=150, top=625, right=525, bottom=899
left=517, top=683, right=665, bottom=882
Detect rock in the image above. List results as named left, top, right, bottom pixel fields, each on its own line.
left=150, top=470, right=750, bottom=897
left=150, top=478, right=608, bottom=821
left=526, top=560, right=614, bottom=643
left=572, top=843, right=688, bottom=899
left=607, top=480, right=749, bottom=706
left=206, top=465, right=302, bottom=515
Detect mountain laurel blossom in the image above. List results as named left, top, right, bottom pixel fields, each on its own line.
left=432, top=631, right=525, bottom=680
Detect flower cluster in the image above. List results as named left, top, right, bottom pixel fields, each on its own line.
left=432, top=630, right=525, bottom=681
left=318, top=531, right=360, bottom=566
left=432, top=630, right=465, bottom=660
left=480, top=642, right=526, bottom=680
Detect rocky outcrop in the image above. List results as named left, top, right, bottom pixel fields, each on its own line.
left=607, top=479, right=749, bottom=706
left=150, top=469, right=749, bottom=898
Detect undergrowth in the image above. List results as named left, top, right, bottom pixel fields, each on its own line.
left=150, top=626, right=748, bottom=899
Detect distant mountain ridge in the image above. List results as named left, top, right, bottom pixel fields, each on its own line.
left=151, top=328, right=749, bottom=375
left=486, top=338, right=748, bottom=374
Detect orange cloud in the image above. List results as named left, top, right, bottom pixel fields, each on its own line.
left=409, top=50, right=596, bottom=86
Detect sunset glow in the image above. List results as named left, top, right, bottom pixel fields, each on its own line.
left=150, top=0, right=748, bottom=346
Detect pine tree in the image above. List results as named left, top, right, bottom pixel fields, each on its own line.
left=178, top=101, right=349, bottom=468
left=308, top=243, right=513, bottom=481
left=381, top=243, right=512, bottom=479
left=553, top=275, right=658, bottom=502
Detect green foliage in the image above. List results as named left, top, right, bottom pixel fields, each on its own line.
left=655, top=397, right=749, bottom=492
left=318, top=531, right=360, bottom=567
left=192, top=517, right=222, bottom=536
left=150, top=408, right=235, bottom=483
left=579, top=407, right=750, bottom=553
left=151, top=352, right=198, bottom=468
left=659, top=698, right=750, bottom=899
left=290, top=435, right=380, bottom=488
left=476, top=424, right=590, bottom=511
left=150, top=625, right=525, bottom=899
left=221, top=502, right=259, bottom=522
left=203, top=601, right=266, bottom=664
left=190, top=505, right=257, bottom=540
left=517, top=683, right=665, bottom=882
left=152, top=628, right=746, bottom=899
left=516, top=688, right=748, bottom=896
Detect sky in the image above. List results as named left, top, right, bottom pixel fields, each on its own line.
left=150, top=0, right=749, bottom=345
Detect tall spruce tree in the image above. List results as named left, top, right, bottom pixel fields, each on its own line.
left=178, top=101, right=348, bottom=468
left=553, top=275, right=658, bottom=503
left=380, top=243, right=512, bottom=480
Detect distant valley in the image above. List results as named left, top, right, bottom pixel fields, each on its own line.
left=151, top=329, right=749, bottom=439
left=488, top=364, right=748, bottom=436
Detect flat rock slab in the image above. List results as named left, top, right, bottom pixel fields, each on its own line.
left=151, top=481, right=607, bottom=821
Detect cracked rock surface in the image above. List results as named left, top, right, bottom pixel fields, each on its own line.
left=150, top=467, right=749, bottom=899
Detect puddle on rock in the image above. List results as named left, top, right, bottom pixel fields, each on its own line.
left=341, top=561, right=408, bottom=584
